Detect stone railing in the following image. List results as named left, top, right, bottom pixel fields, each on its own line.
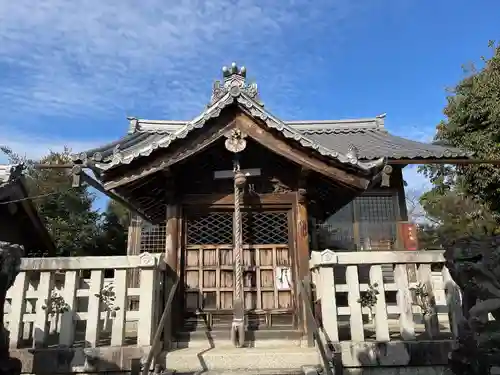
left=4, top=253, right=166, bottom=373
left=310, top=250, right=466, bottom=368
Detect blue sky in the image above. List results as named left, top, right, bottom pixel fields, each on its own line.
left=0, top=0, right=499, bottom=211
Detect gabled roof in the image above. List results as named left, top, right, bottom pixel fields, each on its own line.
left=73, top=62, right=472, bottom=187
left=121, top=116, right=470, bottom=161
left=74, top=63, right=385, bottom=177
left=70, top=63, right=473, bottom=223
left=75, top=59, right=471, bottom=167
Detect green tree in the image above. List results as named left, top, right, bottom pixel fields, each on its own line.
left=106, top=199, right=130, bottom=228
left=90, top=200, right=130, bottom=257
left=418, top=41, right=500, bottom=243
left=421, top=187, right=498, bottom=235
left=1, top=146, right=101, bottom=256
left=420, top=41, right=500, bottom=213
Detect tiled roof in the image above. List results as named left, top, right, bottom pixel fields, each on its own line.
left=73, top=67, right=386, bottom=174
left=72, top=63, right=470, bottom=170
left=77, top=115, right=470, bottom=167
left=298, top=126, right=469, bottom=160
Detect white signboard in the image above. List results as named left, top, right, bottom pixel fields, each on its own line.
left=275, top=266, right=292, bottom=290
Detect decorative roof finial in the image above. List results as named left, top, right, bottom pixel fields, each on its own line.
left=222, top=62, right=247, bottom=79
left=209, top=62, right=261, bottom=106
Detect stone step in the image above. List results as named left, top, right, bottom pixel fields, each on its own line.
left=173, top=329, right=305, bottom=348
left=173, top=369, right=315, bottom=375
left=164, top=346, right=321, bottom=373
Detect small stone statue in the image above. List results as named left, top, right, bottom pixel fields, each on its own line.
left=0, top=241, right=24, bottom=375
left=444, top=235, right=500, bottom=375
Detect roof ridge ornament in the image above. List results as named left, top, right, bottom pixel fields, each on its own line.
left=346, top=144, right=359, bottom=164
left=127, top=116, right=138, bottom=134
left=209, top=62, right=262, bottom=107
left=223, top=62, right=247, bottom=79
left=375, top=113, right=386, bottom=128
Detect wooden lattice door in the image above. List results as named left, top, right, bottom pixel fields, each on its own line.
left=181, top=208, right=296, bottom=330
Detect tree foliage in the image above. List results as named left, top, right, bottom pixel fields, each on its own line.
left=91, top=200, right=129, bottom=257
left=0, top=146, right=129, bottom=257
left=418, top=41, right=500, bottom=241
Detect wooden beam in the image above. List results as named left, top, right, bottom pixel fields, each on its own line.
left=388, top=158, right=500, bottom=165
left=34, top=163, right=103, bottom=177
left=214, top=168, right=261, bottom=179
left=235, top=113, right=370, bottom=190
left=76, top=170, right=153, bottom=222
left=180, top=192, right=297, bottom=206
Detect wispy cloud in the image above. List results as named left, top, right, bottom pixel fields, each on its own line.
left=0, top=0, right=384, bottom=122
left=0, top=127, right=105, bottom=163
left=0, top=0, right=430, bottom=193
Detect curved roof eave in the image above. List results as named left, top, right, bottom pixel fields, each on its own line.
left=74, top=92, right=385, bottom=175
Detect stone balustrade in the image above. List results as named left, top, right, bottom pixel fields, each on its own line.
left=3, top=253, right=166, bottom=373
left=2, top=250, right=477, bottom=372
left=309, top=250, right=468, bottom=367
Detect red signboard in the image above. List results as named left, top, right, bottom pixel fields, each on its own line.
left=400, top=222, right=419, bottom=250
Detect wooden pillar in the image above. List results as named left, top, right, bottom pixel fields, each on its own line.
left=296, top=169, right=314, bottom=346
left=163, top=204, right=180, bottom=348
left=164, top=172, right=179, bottom=272
left=164, top=204, right=179, bottom=272
left=127, top=214, right=142, bottom=288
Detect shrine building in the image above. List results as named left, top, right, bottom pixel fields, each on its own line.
left=0, top=164, right=55, bottom=254
left=72, top=63, right=470, bottom=345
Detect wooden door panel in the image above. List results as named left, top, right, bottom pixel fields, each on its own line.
left=182, top=208, right=296, bottom=329
left=183, top=245, right=292, bottom=311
